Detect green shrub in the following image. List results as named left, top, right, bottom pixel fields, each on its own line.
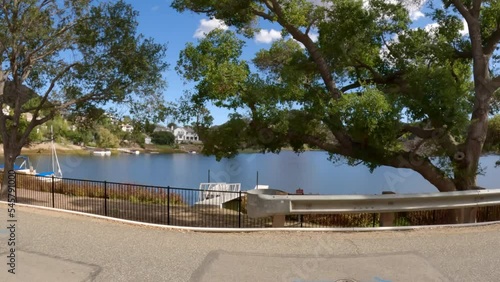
left=485, top=115, right=500, bottom=152
left=151, top=131, right=175, bottom=145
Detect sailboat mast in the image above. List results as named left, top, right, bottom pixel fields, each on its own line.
left=51, top=126, right=55, bottom=173
left=51, top=126, right=62, bottom=178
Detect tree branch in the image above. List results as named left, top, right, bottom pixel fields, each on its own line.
left=353, top=59, right=383, bottom=80
left=267, top=0, right=341, bottom=100
left=289, top=130, right=456, bottom=192
left=30, top=63, right=79, bottom=122
left=340, top=81, right=362, bottom=92
left=451, top=0, right=474, bottom=22
left=483, top=25, right=500, bottom=55
left=402, top=124, right=436, bottom=139
left=305, top=18, right=317, bottom=35
left=19, top=110, right=56, bottom=147
left=252, top=8, right=274, bottom=21
left=471, top=0, right=482, bottom=18
left=454, top=49, right=472, bottom=59
left=491, top=76, right=500, bottom=89
left=386, top=152, right=456, bottom=192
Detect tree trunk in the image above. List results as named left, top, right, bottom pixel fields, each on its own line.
left=0, top=145, right=21, bottom=201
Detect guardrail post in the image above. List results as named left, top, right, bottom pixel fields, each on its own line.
left=238, top=190, right=242, bottom=228
left=51, top=175, right=55, bottom=208
left=104, top=181, right=108, bottom=216
left=379, top=191, right=396, bottom=227
left=167, top=186, right=170, bottom=225
left=461, top=186, right=485, bottom=223
left=272, top=215, right=285, bottom=227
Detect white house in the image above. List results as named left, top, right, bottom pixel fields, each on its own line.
left=121, top=124, right=134, bottom=132
left=2, top=105, right=10, bottom=116
left=173, top=127, right=199, bottom=143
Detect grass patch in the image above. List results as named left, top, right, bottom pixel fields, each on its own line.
left=147, top=145, right=184, bottom=154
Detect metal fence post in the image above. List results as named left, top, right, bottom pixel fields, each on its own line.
left=167, top=186, right=170, bottom=225
left=104, top=181, right=108, bottom=216
left=14, top=172, right=17, bottom=203
left=51, top=175, right=55, bottom=208
left=238, top=190, right=242, bottom=228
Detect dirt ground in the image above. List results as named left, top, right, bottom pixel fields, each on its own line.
left=0, top=142, right=85, bottom=155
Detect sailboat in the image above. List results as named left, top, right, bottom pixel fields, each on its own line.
left=35, top=126, right=62, bottom=182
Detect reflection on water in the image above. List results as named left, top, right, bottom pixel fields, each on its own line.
left=5, top=151, right=500, bottom=195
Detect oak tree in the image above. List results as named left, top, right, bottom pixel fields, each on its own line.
left=0, top=0, right=168, bottom=199
left=174, top=0, right=500, bottom=220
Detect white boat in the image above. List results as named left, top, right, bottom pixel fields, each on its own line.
left=0, top=155, right=35, bottom=174
left=118, top=148, right=140, bottom=155
left=35, top=126, right=62, bottom=181
left=93, top=149, right=111, bottom=156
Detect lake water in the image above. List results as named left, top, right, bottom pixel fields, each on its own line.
left=9, top=151, right=500, bottom=194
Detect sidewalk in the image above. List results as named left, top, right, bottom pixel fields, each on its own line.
left=1, top=205, right=500, bottom=281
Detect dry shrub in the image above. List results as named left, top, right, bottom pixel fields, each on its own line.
left=10, top=173, right=185, bottom=205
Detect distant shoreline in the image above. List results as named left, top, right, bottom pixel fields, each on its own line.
left=0, top=142, right=193, bottom=156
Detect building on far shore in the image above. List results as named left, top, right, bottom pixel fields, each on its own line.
left=121, top=124, right=133, bottom=132
left=173, top=127, right=200, bottom=143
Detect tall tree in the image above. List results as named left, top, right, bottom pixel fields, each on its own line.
left=0, top=0, right=168, bottom=199
left=173, top=0, right=500, bottom=222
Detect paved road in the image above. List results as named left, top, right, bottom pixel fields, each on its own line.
left=0, top=205, right=500, bottom=281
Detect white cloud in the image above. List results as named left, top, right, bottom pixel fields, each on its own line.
left=410, top=10, right=425, bottom=21
left=308, top=32, right=319, bottom=43
left=151, top=6, right=160, bottom=12
left=193, top=18, right=228, bottom=39
left=424, top=22, right=439, bottom=32
left=255, top=29, right=282, bottom=44
left=460, top=19, right=469, bottom=36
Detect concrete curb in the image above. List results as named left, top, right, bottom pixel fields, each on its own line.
left=2, top=201, right=500, bottom=233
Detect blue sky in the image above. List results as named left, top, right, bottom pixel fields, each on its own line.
left=122, top=0, right=466, bottom=125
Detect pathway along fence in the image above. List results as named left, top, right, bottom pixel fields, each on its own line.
left=7, top=173, right=500, bottom=228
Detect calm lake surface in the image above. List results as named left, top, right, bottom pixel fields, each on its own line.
left=12, top=151, right=500, bottom=194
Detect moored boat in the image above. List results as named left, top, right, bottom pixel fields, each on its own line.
left=0, top=155, right=35, bottom=174
left=93, top=149, right=111, bottom=156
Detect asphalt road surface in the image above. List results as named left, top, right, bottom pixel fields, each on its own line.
left=0, top=205, right=499, bottom=282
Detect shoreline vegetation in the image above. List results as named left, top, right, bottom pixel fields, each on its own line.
left=0, top=142, right=203, bottom=155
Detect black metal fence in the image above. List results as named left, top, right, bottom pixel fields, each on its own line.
left=8, top=173, right=500, bottom=228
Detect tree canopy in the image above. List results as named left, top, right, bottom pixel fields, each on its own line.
left=173, top=0, right=500, bottom=196
left=0, top=0, right=169, bottom=198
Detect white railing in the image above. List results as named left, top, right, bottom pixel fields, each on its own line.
left=246, top=188, right=500, bottom=218
left=198, top=183, right=241, bottom=203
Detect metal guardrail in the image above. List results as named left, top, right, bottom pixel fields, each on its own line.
left=246, top=188, right=500, bottom=218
